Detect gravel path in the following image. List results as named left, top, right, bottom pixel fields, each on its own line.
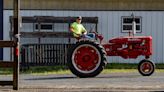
left=0, top=72, right=164, bottom=91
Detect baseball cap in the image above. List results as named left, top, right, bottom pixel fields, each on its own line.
left=77, top=16, right=82, bottom=20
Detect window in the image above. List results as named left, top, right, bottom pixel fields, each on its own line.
left=34, top=23, right=53, bottom=31
left=121, top=16, right=142, bottom=33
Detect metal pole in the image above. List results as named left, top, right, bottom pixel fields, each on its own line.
left=13, top=0, right=20, bottom=90
left=131, top=13, right=136, bottom=36
left=0, top=0, right=3, bottom=60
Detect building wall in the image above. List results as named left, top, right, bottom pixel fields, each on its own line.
left=4, top=0, right=164, bottom=10
left=3, top=10, right=164, bottom=63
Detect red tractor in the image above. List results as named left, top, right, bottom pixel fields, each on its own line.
left=68, top=17, right=155, bottom=78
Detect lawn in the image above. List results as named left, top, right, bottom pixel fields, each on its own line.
left=0, top=63, right=164, bottom=75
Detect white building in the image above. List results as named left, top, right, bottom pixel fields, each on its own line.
left=3, top=0, right=164, bottom=63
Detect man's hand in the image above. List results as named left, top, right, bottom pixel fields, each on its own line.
left=74, top=32, right=81, bottom=37
left=82, top=31, right=87, bottom=35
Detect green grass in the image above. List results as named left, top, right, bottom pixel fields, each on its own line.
left=1, top=63, right=164, bottom=75
left=105, top=63, right=138, bottom=69
left=105, top=63, right=164, bottom=69
left=21, top=66, right=70, bottom=75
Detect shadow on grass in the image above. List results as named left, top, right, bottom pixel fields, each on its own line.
left=24, top=73, right=140, bottom=81
left=25, top=76, right=76, bottom=80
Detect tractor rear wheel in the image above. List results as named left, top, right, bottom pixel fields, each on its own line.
left=68, top=40, right=107, bottom=78
left=138, top=59, right=155, bottom=76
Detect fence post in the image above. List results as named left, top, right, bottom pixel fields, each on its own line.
left=13, top=0, right=20, bottom=90
left=0, top=0, right=20, bottom=90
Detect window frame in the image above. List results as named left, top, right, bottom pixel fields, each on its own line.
left=34, top=23, right=54, bottom=32
left=121, top=16, right=142, bottom=33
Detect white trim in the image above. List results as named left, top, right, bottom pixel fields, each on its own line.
left=121, top=16, right=142, bottom=33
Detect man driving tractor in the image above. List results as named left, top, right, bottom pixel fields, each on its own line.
left=68, top=16, right=155, bottom=78
left=70, top=16, right=95, bottom=39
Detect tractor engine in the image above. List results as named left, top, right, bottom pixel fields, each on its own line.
left=103, top=36, right=152, bottom=59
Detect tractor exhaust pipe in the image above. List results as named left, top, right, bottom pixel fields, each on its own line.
left=131, top=13, right=136, bottom=36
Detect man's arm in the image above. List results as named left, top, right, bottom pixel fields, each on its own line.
left=69, top=27, right=74, bottom=33
left=70, top=27, right=81, bottom=37
left=82, top=25, right=87, bottom=35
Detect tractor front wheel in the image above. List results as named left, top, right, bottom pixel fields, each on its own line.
left=68, top=40, right=107, bottom=78
left=138, top=59, right=155, bottom=76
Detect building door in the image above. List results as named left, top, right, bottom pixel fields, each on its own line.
left=0, top=0, right=3, bottom=60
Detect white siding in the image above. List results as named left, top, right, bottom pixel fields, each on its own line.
left=3, top=10, right=164, bottom=63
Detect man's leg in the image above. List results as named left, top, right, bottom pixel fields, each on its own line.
left=87, top=33, right=95, bottom=39
left=81, top=33, right=95, bottom=39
